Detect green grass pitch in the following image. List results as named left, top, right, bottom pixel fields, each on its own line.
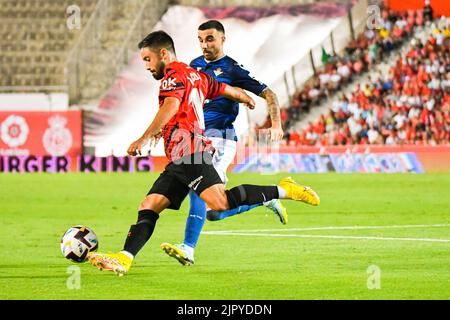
left=0, top=172, right=449, bottom=299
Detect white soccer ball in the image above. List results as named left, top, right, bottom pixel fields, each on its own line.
left=60, top=225, right=98, bottom=262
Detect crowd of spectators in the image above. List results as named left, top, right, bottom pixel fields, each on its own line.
left=255, top=8, right=449, bottom=146
left=283, top=8, right=424, bottom=126
left=289, top=22, right=450, bottom=146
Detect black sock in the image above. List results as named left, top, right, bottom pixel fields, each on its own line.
left=225, top=185, right=279, bottom=209
left=123, top=209, right=159, bottom=257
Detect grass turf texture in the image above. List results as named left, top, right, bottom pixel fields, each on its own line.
left=0, top=172, right=449, bottom=300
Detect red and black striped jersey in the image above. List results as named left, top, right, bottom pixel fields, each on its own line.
left=158, top=61, right=225, bottom=162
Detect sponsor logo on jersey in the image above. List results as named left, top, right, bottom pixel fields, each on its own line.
left=161, top=77, right=177, bottom=90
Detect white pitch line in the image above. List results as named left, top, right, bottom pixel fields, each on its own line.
left=202, top=232, right=450, bottom=243
left=204, top=223, right=450, bottom=234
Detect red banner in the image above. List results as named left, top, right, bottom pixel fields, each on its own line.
left=386, top=0, right=450, bottom=17
left=0, top=111, right=82, bottom=157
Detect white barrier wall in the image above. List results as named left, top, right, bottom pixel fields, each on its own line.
left=0, top=93, right=69, bottom=111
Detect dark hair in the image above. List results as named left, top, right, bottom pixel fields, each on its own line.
left=198, top=20, right=225, bottom=34
left=138, top=30, right=176, bottom=55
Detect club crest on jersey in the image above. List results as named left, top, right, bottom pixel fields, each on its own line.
left=161, top=78, right=177, bottom=90
left=213, top=68, right=223, bottom=76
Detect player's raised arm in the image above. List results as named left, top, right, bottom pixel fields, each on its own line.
left=202, top=71, right=255, bottom=110
left=127, top=97, right=180, bottom=156
left=221, top=84, right=256, bottom=110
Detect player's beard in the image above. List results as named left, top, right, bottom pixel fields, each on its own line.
left=203, top=50, right=215, bottom=61
left=151, top=60, right=166, bottom=80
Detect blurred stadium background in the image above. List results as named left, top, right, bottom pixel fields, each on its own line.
left=1, top=0, right=450, bottom=300
left=0, top=0, right=449, bottom=172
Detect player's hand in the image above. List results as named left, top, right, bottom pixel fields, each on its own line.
left=268, top=126, right=284, bottom=142
left=150, top=131, right=162, bottom=149
left=127, top=137, right=148, bottom=156
left=244, top=97, right=256, bottom=110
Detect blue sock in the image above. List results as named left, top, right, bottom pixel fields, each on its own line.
left=207, top=203, right=262, bottom=221
left=183, top=191, right=206, bottom=249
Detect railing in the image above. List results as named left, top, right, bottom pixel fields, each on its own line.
left=282, top=0, right=369, bottom=105
left=64, top=0, right=110, bottom=104
left=113, top=0, right=168, bottom=80
left=246, top=0, right=369, bottom=140
left=64, top=0, right=169, bottom=104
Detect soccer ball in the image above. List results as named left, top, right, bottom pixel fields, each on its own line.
left=60, top=225, right=98, bottom=262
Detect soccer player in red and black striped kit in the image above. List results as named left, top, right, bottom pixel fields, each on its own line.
left=88, top=31, right=320, bottom=275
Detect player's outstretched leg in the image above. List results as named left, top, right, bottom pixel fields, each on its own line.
left=206, top=199, right=288, bottom=225
left=223, top=179, right=319, bottom=210
left=278, top=177, right=320, bottom=205
left=88, top=194, right=169, bottom=276
left=201, top=177, right=319, bottom=213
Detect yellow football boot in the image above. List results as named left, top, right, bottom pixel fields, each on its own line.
left=87, top=251, right=132, bottom=276
left=160, top=242, right=194, bottom=266
left=265, top=199, right=288, bottom=224
left=279, top=177, right=320, bottom=206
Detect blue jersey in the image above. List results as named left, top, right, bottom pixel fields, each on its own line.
left=190, top=55, right=267, bottom=140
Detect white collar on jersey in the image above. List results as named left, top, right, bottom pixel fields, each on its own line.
left=204, top=54, right=227, bottom=64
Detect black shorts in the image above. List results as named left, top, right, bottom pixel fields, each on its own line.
left=147, top=152, right=222, bottom=210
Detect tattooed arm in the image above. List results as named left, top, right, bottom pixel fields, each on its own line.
left=259, top=88, right=284, bottom=142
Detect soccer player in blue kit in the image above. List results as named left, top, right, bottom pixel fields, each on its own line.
left=160, top=20, right=293, bottom=265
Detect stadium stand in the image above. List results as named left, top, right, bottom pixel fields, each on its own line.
left=290, top=19, right=450, bottom=146
left=257, top=8, right=424, bottom=130
left=0, top=0, right=98, bottom=88
left=0, top=0, right=166, bottom=108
